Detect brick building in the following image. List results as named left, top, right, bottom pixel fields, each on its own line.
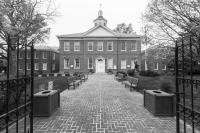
left=141, top=46, right=169, bottom=74
left=57, top=10, right=143, bottom=74
left=19, top=45, right=59, bottom=74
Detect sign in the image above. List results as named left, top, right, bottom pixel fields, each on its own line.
left=70, top=65, right=73, bottom=67
left=127, top=65, right=130, bottom=67
left=39, top=84, right=45, bottom=91
left=114, top=65, right=116, bottom=69
left=48, top=81, right=53, bottom=90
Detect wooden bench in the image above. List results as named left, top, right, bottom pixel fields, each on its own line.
left=123, top=76, right=139, bottom=91
left=116, top=73, right=126, bottom=82
left=66, top=76, right=80, bottom=90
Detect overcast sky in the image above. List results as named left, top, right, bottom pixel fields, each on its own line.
left=46, top=0, right=149, bottom=47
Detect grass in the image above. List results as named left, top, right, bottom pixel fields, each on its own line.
left=133, top=74, right=200, bottom=112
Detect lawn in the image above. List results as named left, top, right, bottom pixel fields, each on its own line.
left=134, top=74, right=200, bottom=112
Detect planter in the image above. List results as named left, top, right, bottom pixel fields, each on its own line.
left=144, top=90, right=175, bottom=117
left=33, top=90, right=60, bottom=117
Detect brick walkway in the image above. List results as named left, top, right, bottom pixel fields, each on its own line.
left=9, top=73, right=198, bottom=133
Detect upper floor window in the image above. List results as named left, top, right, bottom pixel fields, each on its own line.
left=52, top=53, right=55, bottom=60
left=19, top=52, right=23, bottom=59
left=74, top=59, right=80, bottom=69
left=107, top=42, right=113, bottom=51
left=64, top=42, right=70, bottom=51
left=74, top=42, right=80, bottom=51
left=27, top=52, right=31, bottom=59
left=121, top=42, right=126, bottom=51
left=43, top=52, right=47, bottom=59
left=35, top=52, right=39, bottom=59
left=88, top=42, right=93, bottom=51
left=64, top=59, right=70, bottom=69
left=131, top=41, right=137, bottom=51
left=97, top=42, right=103, bottom=51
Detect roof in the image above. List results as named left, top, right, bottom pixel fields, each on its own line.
left=93, top=16, right=107, bottom=22
left=34, top=45, right=59, bottom=53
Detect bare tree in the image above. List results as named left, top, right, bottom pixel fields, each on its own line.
left=0, top=0, right=59, bottom=75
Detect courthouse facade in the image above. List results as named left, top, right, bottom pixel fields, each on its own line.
left=57, top=10, right=143, bottom=73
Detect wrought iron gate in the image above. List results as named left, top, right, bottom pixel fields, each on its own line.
left=175, top=35, right=200, bottom=133
left=0, top=41, right=34, bottom=133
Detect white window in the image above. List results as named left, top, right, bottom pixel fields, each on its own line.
left=52, top=64, right=55, bottom=70
left=43, top=52, right=47, bottom=59
left=154, top=63, right=158, bottom=70
left=35, top=52, right=39, bottom=59
left=131, top=60, right=135, bottom=69
left=121, top=59, right=126, bottom=69
left=19, top=63, right=23, bottom=70
left=27, top=63, right=31, bottom=70
left=19, top=52, right=23, bottom=59
left=64, top=42, right=70, bottom=51
left=162, top=64, right=166, bottom=70
left=27, top=52, right=31, bottom=59
left=88, top=57, right=93, bottom=69
left=121, top=42, right=126, bottom=51
left=74, top=42, right=80, bottom=51
left=35, top=63, right=39, bottom=70
left=107, top=42, right=113, bottom=51
left=43, top=63, right=47, bottom=70
left=88, top=42, right=93, bottom=51
left=64, top=59, right=70, bottom=69
left=74, top=59, right=80, bottom=69
left=97, top=42, right=103, bottom=51
left=52, top=53, right=55, bottom=60
left=107, top=58, right=113, bottom=69
left=131, top=41, right=137, bottom=51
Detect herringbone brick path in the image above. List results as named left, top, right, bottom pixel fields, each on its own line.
left=8, top=73, right=198, bottom=133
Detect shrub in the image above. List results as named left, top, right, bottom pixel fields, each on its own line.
left=34, top=73, right=38, bottom=77
left=65, top=73, right=70, bottom=77
left=140, top=70, right=160, bottom=76
left=127, top=69, right=135, bottom=77
left=49, top=73, right=54, bottom=77
left=57, top=73, right=62, bottom=76
left=41, top=74, right=47, bottom=77
left=73, top=72, right=82, bottom=77
left=37, top=70, right=43, bottom=75
left=160, top=75, right=174, bottom=93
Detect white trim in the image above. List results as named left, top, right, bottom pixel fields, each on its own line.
left=19, top=52, right=23, bottom=59
left=35, top=51, right=39, bottom=59
left=162, top=64, right=166, bottom=70
left=154, top=63, right=158, bottom=70
left=43, top=52, right=47, bottom=59
left=64, top=42, right=70, bottom=51
left=81, top=24, right=120, bottom=36
left=19, top=63, right=23, bottom=70
left=74, top=59, right=80, bottom=69
left=27, top=63, right=31, bottom=70
left=74, top=42, right=80, bottom=51
left=88, top=42, right=93, bottom=51
left=43, top=63, right=47, bottom=70
left=64, top=59, right=70, bottom=69
left=97, top=42, right=103, bottom=51
left=121, top=59, right=127, bottom=69
left=35, top=63, right=39, bottom=70
left=107, top=42, right=113, bottom=51
left=131, top=41, right=137, bottom=51
left=121, top=42, right=126, bottom=51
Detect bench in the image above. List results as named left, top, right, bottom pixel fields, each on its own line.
left=79, top=73, right=88, bottom=82
left=66, top=76, right=80, bottom=90
left=123, top=76, right=139, bottom=91
left=116, top=73, right=126, bottom=82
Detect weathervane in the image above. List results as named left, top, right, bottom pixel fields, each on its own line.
left=100, top=4, right=102, bottom=9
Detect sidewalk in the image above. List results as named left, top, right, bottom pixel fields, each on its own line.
left=18, top=73, right=196, bottom=133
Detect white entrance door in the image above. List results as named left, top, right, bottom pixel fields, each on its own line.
left=96, top=59, right=105, bottom=73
